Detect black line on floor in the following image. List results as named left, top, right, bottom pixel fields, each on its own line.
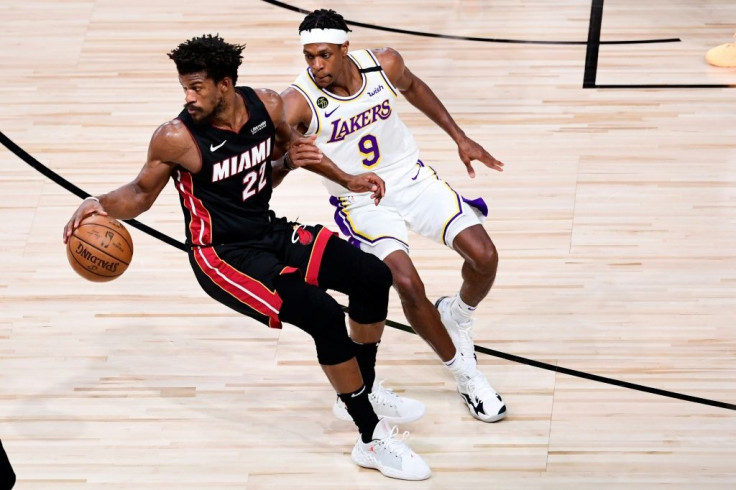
left=262, top=0, right=679, bottom=46
left=2, top=130, right=734, bottom=412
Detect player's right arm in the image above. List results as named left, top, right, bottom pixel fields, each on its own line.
left=63, top=119, right=196, bottom=243
left=280, top=87, right=385, bottom=204
left=377, top=47, right=504, bottom=178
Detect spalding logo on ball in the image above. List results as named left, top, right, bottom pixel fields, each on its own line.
left=66, top=214, right=134, bottom=282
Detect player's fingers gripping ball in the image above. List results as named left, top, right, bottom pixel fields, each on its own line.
left=66, top=214, right=134, bottom=282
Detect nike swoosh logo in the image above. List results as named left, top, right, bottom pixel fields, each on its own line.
left=350, top=385, right=366, bottom=398
left=325, top=106, right=339, bottom=118
left=210, top=140, right=227, bottom=152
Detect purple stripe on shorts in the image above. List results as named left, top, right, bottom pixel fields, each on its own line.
left=328, top=195, right=408, bottom=249
left=462, top=196, right=488, bottom=217
left=329, top=196, right=362, bottom=248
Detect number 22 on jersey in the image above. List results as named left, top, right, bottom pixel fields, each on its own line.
left=242, top=164, right=267, bottom=201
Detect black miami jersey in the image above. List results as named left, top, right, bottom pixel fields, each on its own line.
left=174, top=86, right=275, bottom=247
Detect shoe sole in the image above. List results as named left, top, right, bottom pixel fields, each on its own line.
left=469, top=409, right=507, bottom=423
left=351, top=450, right=431, bottom=481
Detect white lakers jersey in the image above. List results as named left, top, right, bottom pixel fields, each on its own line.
left=290, top=49, right=420, bottom=196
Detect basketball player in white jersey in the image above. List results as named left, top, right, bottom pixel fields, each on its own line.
left=281, top=9, right=507, bottom=423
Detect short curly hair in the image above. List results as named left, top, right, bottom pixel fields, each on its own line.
left=168, top=34, right=245, bottom=84
left=299, top=9, right=351, bottom=34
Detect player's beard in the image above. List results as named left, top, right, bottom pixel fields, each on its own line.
left=189, top=94, right=226, bottom=125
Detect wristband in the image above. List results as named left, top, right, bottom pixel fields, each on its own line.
left=84, top=196, right=100, bottom=203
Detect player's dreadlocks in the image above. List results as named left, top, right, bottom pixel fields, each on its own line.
left=168, top=34, right=245, bottom=84
left=298, top=9, right=352, bottom=34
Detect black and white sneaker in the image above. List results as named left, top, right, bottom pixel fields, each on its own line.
left=456, top=371, right=507, bottom=423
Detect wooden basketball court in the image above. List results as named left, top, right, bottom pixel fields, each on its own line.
left=1, top=0, right=735, bottom=487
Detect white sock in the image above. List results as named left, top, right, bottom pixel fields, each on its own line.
left=444, top=352, right=472, bottom=381
left=451, top=293, right=476, bottom=321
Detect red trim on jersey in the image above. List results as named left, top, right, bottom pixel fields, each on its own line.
left=193, top=246, right=284, bottom=329
left=175, top=170, right=214, bottom=246
left=280, top=266, right=299, bottom=276
left=304, top=228, right=335, bottom=286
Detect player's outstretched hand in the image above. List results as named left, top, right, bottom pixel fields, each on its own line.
left=347, top=172, right=386, bottom=205
left=63, top=197, right=107, bottom=244
left=289, top=135, right=323, bottom=168
left=457, top=135, right=504, bottom=178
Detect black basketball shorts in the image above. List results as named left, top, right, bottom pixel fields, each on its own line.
left=188, top=219, right=334, bottom=328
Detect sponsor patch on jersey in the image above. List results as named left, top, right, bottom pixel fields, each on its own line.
left=368, top=85, right=384, bottom=97
left=251, top=120, right=267, bottom=134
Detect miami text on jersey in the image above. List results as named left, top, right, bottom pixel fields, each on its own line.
left=212, top=137, right=272, bottom=182
left=327, top=100, right=391, bottom=143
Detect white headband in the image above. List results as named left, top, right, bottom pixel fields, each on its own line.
left=300, top=28, right=349, bottom=46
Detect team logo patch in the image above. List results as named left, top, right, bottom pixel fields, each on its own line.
left=316, top=96, right=329, bottom=109
left=291, top=225, right=314, bottom=245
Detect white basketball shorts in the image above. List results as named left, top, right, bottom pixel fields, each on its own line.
left=329, top=159, right=488, bottom=260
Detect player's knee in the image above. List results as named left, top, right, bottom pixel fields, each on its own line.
left=274, top=275, right=352, bottom=365
left=312, top=324, right=354, bottom=365
left=347, top=250, right=391, bottom=296
left=347, top=255, right=391, bottom=324
left=465, top=240, right=498, bottom=275
left=392, top=271, right=427, bottom=306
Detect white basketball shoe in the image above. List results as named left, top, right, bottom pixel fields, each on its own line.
left=333, top=380, right=426, bottom=424
left=456, top=369, right=507, bottom=423
left=351, top=419, right=431, bottom=480
left=437, top=296, right=507, bottom=422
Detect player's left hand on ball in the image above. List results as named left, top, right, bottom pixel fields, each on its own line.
left=347, top=172, right=385, bottom=205
left=457, top=136, right=504, bottom=178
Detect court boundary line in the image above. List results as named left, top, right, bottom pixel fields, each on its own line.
left=584, top=0, right=735, bottom=89
left=264, top=0, right=734, bottom=89
left=262, top=0, right=680, bottom=46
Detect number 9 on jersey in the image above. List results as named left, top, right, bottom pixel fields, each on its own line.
left=359, top=134, right=381, bottom=168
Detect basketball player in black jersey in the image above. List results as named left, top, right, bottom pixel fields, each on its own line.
left=62, top=35, right=430, bottom=481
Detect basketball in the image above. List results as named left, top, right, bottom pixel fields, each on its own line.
left=66, top=214, right=134, bottom=282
